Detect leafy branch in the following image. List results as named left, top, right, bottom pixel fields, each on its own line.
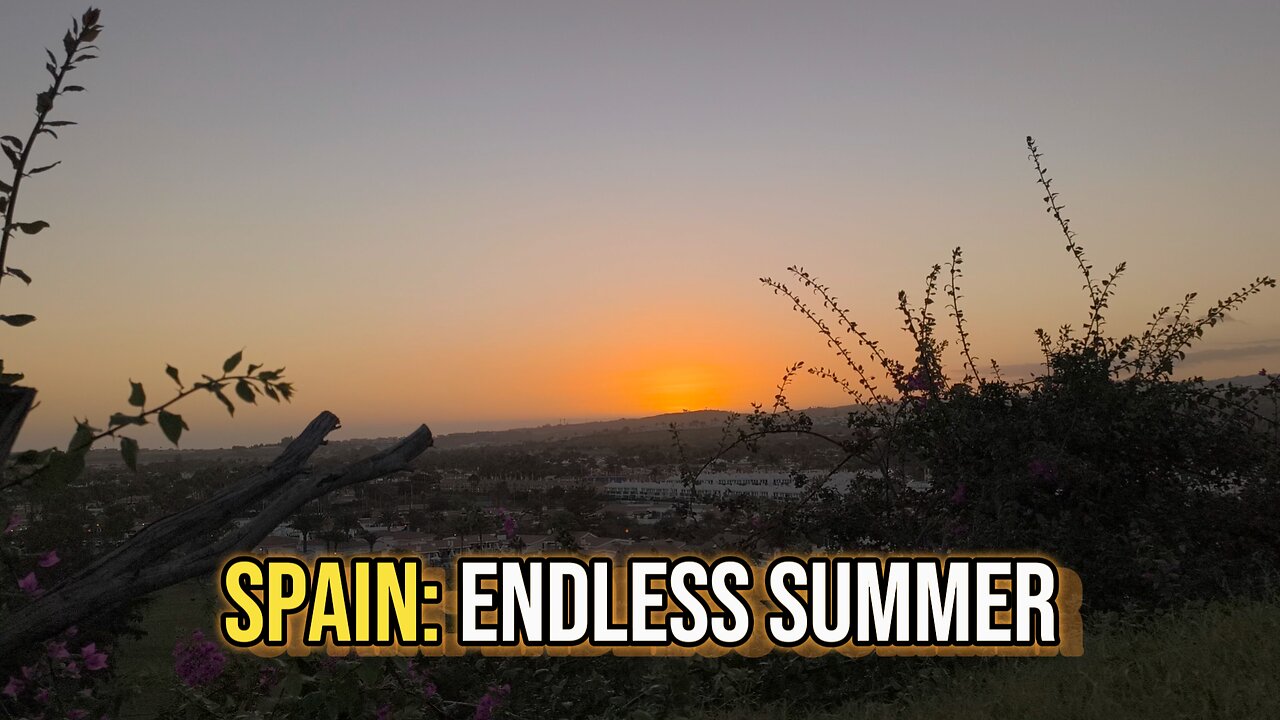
left=0, top=7, right=102, bottom=316
left=2, top=350, right=292, bottom=490
left=1026, top=135, right=1125, bottom=344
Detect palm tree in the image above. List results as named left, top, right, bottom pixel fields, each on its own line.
left=291, top=512, right=323, bottom=553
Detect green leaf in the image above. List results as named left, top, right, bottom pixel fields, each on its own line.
left=235, top=379, right=257, bottom=404
left=63, top=85, right=85, bottom=93
left=223, top=350, right=243, bottom=374
left=0, top=135, right=22, bottom=150
left=16, top=221, right=49, bottom=235
left=120, top=437, right=139, bottom=471
left=128, top=380, right=146, bottom=407
left=0, top=314, right=37, bottom=327
left=44, top=120, right=77, bottom=127
left=108, top=412, right=146, bottom=427
left=165, top=364, right=183, bottom=388
left=27, top=161, right=61, bottom=175
left=66, top=420, right=96, bottom=454
left=214, top=389, right=235, bottom=416
left=5, top=268, right=31, bottom=284
left=158, top=410, right=187, bottom=446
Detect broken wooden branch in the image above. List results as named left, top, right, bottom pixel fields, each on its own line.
left=0, top=410, right=433, bottom=660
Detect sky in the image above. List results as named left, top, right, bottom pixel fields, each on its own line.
left=1, top=0, right=1277, bottom=449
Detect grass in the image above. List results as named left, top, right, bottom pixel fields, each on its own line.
left=112, top=579, right=217, bottom=718
left=110, top=585, right=1280, bottom=719
left=701, top=596, right=1280, bottom=720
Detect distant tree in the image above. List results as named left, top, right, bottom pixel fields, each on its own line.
left=356, top=526, right=379, bottom=553
left=290, top=512, right=323, bottom=553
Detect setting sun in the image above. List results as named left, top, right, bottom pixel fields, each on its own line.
left=633, top=364, right=728, bottom=414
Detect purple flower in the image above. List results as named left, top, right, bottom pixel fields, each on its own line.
left=950, top=483, right=967, bottom=505
left=68, top=709, right=88, bottom=720
left=2, top=675, right=23, bottom=698
left=1028, top=458, right=1057, bottom=484
left=82, top=643, right=109, bottom=672
left=34, top=687, right=50, bottom=704
left=376, top=705, right=392, bottom=720
left=904, top=370, right=930, bottom=392
left=257, top=665, right=281, bottom=689
left=173, top=631, right=226, bottom=687
left=48, top=640, right=71, bottom=660
left=38, top=550, right=60, bottom=568
left=502, top=514, right=518, bottom=541
left=17, top=571, right=39, bottom=595
left=473, top=683, right=510, bottom=720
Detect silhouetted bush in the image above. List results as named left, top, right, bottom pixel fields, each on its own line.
left=716, top=137, right=1280, bottom=613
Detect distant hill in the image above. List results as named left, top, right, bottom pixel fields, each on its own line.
left=85, top=374, right=1271, bottom=464
left=1197, top=373, right=1272, bottom=389
left=431, top=405, right=859, bottom=449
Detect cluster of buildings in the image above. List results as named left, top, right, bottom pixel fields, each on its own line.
left=251, top=529, right=695, bottom=561
left=599, top=470, right=873, bottom=501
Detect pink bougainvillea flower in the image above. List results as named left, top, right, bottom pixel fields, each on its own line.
left=82, top=644, right=109, bottom=672
left=376, top=705, right=393, bottom=720
left=173, top=630, right=226, bottom=687
left=17, top=571, right=39, bottom=595
left=2, top=675, right=23, bottom=698
left=47, top=640, right=71, bottom=660
left=1028, top=458, right=1058, bottom=484
left=950, top=482, right=968, bottom=505
left=34, top=687, right=50, bottom=704
left=256, top=665, right=281, bottom=689
left=473, top=684, right=511, bottom=720
left=67, top=709, right=88, bottom=720
left=904, top=370, right=930, bottom=392
left=38, top=550, right=60, bottom=568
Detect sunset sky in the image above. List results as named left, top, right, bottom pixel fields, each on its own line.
left=2, top=1, right=1277, bottom=449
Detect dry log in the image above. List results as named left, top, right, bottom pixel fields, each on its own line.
left=0, top=411, right=433, bottom=660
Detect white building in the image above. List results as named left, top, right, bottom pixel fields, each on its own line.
left=602, top=470, right=883, bottom=501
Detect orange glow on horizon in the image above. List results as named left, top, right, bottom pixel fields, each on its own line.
left=630, top=363, right=730, bottom=414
